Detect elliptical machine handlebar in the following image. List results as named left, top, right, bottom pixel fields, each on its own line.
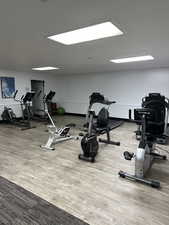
left=43, top=94, right=46, bottom=100
left=13, top=90, right=18, bottom=99
left=35, top=90, right=42, bottom=98
left=13, top=90, right=23, bottom=103
left=43, top=91, right=56, bottom=103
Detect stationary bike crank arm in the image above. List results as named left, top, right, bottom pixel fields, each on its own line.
left=118, top=171, right=160, bottom=188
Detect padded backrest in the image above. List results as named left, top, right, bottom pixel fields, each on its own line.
left=97, top=107, right=109, bottom=128
left=142, top=93, right=166, bottom=122
left=141, top=93, right=166, bottom=135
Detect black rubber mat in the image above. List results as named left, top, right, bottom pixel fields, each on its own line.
left=108, top=120, right=124, bottom=130
left=0, top=176, right=89, bottom=225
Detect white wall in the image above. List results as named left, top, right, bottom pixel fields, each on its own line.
left=56, top=68, right=169, bottom=119
left=0, top=70, right=62, bottom=118
left=1, top=68, right=169, bottom=120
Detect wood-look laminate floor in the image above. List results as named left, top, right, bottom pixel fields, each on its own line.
left=0, top=116, right=169, bottom=225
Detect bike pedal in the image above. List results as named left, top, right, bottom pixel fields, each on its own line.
left=124, top=151, right=134, bottom=160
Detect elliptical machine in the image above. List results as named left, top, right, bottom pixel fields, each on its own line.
left=119, top=104, right=167, bottom=188
left=1, top=90, right=19, bottom=123
left=135, top=93, right=169, bottom=144
left=1, top=90, right=36, bottom=130
left=41, top=91, right=76, bottom=151
left=1, top=107, right=17, bottom=123
left=32, top=90, right=56, bottom=122
left=79, top=93, right=121, bottom=163
left=17, top=91, right=36, bottom=130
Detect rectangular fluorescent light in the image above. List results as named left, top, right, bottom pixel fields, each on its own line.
left=110, top=55, right=154, bottom=63
left=32, top=67, right=59, bottom=71
left=48, top=22, right=123, bottom=45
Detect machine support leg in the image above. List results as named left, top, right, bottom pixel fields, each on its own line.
left=119, top=171, right=160, bottom=188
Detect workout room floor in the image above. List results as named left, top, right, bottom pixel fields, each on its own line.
left=0, top=115, right=169, bottom=225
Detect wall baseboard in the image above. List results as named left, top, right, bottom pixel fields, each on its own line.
left=65, top=112, right=132, bottom=122
left=64, top=112, right=169, bottom=125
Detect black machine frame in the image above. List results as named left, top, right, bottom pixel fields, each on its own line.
left=79, top=92, right=122, bottom=163
left=135, top=93, right=169, bottom=144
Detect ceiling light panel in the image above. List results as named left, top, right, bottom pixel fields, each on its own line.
left=110, top=55, right=154, bottom=63
left=32, top=67, right=59, bottom=71
left=48, top=22, right=123, bottom=45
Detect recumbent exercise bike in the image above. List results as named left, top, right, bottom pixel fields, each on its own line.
left=135, top=93, right=169, bottom=144
left=79, top=93, right=121, bottom=163
left=119, top=99, right=167, bottom=188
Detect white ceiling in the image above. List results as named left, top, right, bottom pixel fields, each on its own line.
left=0, top=0, right=169, bottom=74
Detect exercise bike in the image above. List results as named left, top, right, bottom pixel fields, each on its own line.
left=41, top=91, right=76, bottom=151
left=79, top=102, right=120, bottom=163
left=135, top=93, right=169, bottom=144
left=119, top=107, right=167, bottom=188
